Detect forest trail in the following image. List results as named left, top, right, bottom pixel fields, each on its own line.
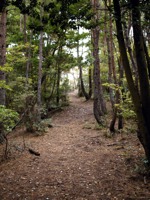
left=0, top=91, right=150, bottom=200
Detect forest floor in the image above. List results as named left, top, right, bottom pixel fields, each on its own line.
left=0, top=91, right=150, bottom=200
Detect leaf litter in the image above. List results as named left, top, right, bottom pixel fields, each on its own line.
left=0, top=92, right=150, bottom=199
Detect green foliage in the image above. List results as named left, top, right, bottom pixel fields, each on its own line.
left=103, top=83, right=136, bottom=119
left=0, top=106, right=19, bottom=134
left=117, top=95, right=136, bottom=119
left=7, top=77, right=34, bottom=112
left=0, top=80, right=12, bottom=91
left=33, top=118, right=52, bottom=134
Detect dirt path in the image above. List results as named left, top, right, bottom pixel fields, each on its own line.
left=0, top=92, right=150, bottom=200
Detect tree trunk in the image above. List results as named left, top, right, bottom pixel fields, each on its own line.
left=91, top=0, right=106, bottom=124
left=113, top=0, right=150, bottom=162
left=37, top=30, right=43, bottom=121
left=131, top=0, right=150, bottom=130
left=0, top=5, right=6, bottom=143
left=123, top=17, right=138, bottom=87
left=118, top=58, right=124, bottom=130
left=142, top=34, right=150, bottom=79
left=56, top=65, right=61, bottom=106
left=26, top=31, right=32, bottom=87
left=77, top=27, right=90, bottom=100
left=88, top=66, right=92, bottom=98
left=105, top=0, right=115, bottom=108
left=0, top=8, right=6, bottom=106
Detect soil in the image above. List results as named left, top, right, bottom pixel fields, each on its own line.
left=0, top=91, right=150, bottom=200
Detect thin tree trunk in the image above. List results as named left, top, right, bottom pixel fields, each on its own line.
left=0, top=6, right=6, bottom=142
left=77, top=27, right=90, bottom=100
left=118, top=58, right=124, bottom=130
left=88, top=66, right=92, bottom=98
left=123, top=18, right=138, bottom=87
left=0, top=8, right=6, bottom=106
left=37, top=30, right=43, bottom=121
left=105, top=1, right=115, bottom=108
left=26, top=31, right=32, bottom=86
left=56, top=65, right=61, bottom=106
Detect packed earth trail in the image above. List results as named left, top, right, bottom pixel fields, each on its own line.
left=0, top=92, right=150, bottom=200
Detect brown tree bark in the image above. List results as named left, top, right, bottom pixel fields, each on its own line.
left=123, top=17, right=138, bottom=87
left=113, top=0, right=150, bottom=162
left=77, top=32, right=90, bottom=101
left=104, top=0, right=115, bottom=108
left=37, top=30, right=43, bottom=121
left=0, top=8, right=6, bottom=105
left=91, top=0, right=106, bottom=124
left=88, top=66, right=92, bottom=98
left=131, top=0, right=150, bottom=133
left=56, top=64, right=61, bottom=106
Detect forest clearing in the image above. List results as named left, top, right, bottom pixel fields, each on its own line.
left=0, top=92, right=150, bottom=200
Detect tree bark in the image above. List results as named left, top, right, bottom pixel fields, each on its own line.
left=113, top=0, right=150, bottom=162
left=88, top=66, right=92, bottom=98
left=91, top=0, right=106, bottom=124
left=0, top=8, right=6, bottom=105
left=37, top=30, right=43, bottom=121
left=56, top=65, right=61, bottom=106
left=131, top=0, right=150, bottom=131
left=105, top=0, right=115, bottom=108
left=123, top=18, right=138, bottom=87
left=77, top=32, right=90, bottom=100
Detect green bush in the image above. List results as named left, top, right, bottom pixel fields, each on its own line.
left=0, top=105, right=19, bottom=134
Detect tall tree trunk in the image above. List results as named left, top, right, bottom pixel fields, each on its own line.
left=131, top=0, right=150, bottom=133
left=37, top=30, right=43, bottom=121
left=88, top=66, right=92, bottom=98
left=91, top=0, right=106, bottom=124
left=105, top=0, right=115, bottom=108
left=0, top=8, right=6, bottom=106
left=0, top=6, right=6, bottom=143
left=142, top=35, right=150, bottom=79
left=123, top=17, right=138, bottom=87
left=56, top=65, right=61, bottom=106
left=113, top=0, right=150, bottom=162
left=26, top=30, right=32, bottom=86
left=117, top=57, right=124, bottom=130
left=77, top=31, right=90, bottom=100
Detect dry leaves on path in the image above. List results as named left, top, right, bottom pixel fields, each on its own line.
left=0, top=92, right=150, bottom=200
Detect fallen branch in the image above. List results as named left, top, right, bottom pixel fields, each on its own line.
left=28, top=148, right=40, bottom=156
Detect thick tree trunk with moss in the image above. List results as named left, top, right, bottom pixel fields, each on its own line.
left=0, top=8, right=6, bottom=106
left=113, top=0, right=150, bottom=162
